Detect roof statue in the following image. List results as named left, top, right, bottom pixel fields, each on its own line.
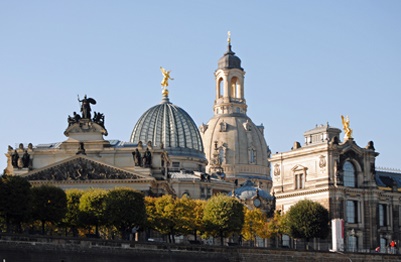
left=77, top=94, right=96, bottom=119
left=160, top=66, right=174, bottom=88
left=227, top=31, right=231, bottom=44
left=341, top=115, right=353, bottom=140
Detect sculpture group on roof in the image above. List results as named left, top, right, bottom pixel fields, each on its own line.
left=132, top=145, right=152, bottom=168
left=67, top=95, right=106, bottom=128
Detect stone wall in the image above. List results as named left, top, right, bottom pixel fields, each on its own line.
left=0, top=235, right=399, bottom=262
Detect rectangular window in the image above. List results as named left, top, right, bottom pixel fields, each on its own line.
left=299, top=174, right=304, bottom=189
left=294, top=173, right=304, bottom=190
left=346, top=200, right=358, bottom=223
left=379, top=204, right=387, bottom=226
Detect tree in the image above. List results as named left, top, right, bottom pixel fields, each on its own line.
left=145, top=195, right=178, bottom=243
left=286, top=199, right=329, bottom=248
left=265, top=210, right=289, bottom=247
left=241, top=208, right=268, bottom=246
left=174, top=196, right=205, bottom=241
left=104, top=188, right=146, bottom=240
left=79, top=188, right=107, bottom=237
left=63, top=189, right=84, bottom=236
left=0, top=175, right=32, bottom=233
left=203, top=194, right=244, bottom=245
left=31, top=185, right=67, bottom=234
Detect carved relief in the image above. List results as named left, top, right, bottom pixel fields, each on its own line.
left=26, top=157, right=143, bottom=181
left=319, top=155, right=326, bottom=168
left=274, top=164, right=280, bottom=176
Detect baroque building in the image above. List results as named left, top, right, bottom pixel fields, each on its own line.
left=270, top=120, right=401, bottom=252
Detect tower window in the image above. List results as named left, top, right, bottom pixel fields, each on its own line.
left=218, top=78, right=223, bottom=98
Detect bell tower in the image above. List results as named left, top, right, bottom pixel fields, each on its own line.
left=214, top=32, right=247, bottom=116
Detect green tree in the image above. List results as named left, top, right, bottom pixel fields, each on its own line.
left=31, top=185, right=67, bottom=234
left=203, top=194, right=244, bottom=245
left=104, top=188, right=146, bottom=240
left=63, top=189, right=84, bottom=236
left=286, top=199, right=329, bottom=248
left=79, top=188, right=107, bottom=237
left=0, top=175, right=32, bottom=233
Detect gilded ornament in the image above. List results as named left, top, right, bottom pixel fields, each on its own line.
left=341, top=115, right=353, bottom=139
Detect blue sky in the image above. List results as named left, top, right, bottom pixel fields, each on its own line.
left=0, top=1, right=400, bottom=170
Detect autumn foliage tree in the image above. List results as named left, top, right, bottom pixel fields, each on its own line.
left=63, top=189, right=84, bottom=236
left=145, top=195, right=178, bottom=242
left=265, top=210, right=289, bottom=247
left=174, top=196, right=205, bottom=241
left=241, top=208, right=269, bottom=245
left=79, top=188, right=107, bottom=237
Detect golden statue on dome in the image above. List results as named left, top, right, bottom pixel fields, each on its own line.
left=160, top=66, right=174, bottom=88
left=341, top=115, right=353, bottom=139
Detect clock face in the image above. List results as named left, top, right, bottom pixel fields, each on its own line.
left=253, top=198, right=261, bottom=207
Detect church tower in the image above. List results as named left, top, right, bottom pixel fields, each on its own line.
left=200, top=33, right=272, bottom=192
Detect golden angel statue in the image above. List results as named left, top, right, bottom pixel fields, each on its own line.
left=341, top=115, right=353, bottom=139
left=160, top=66, right=174, bottom=87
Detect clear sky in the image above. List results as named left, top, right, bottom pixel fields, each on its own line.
left=0, top=1, right=400, bottom=171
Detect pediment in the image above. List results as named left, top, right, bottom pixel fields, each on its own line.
left=24, top=156, right=153, bottom=182
left=291, top=164, right=308, bottom=172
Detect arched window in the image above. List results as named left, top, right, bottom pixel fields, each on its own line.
left=218, top=78, right=223, bottom=98
left=343, top=161, right=356, bottom=187
left=230, top=77, right=240, bottom=99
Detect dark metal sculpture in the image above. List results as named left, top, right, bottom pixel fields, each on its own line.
left=78, top=95, right=96, bottom=119
left=22, top=150, right=30, bottom=168
left=132, top=149, right=142, bottom=167
left=92, top=111, right=105, bottom=127
left=11, top=150, right=19, bottom=168
left=143, top=148, right=152, bottom=168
